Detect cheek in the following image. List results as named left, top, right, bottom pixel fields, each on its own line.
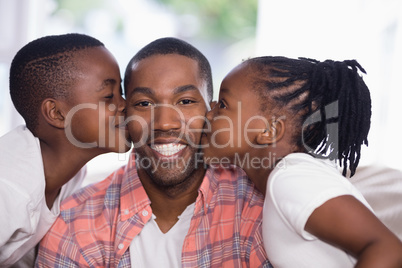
left=126, top=113, right=150, bottom=146
left=209, top=117, right=237, bottom=147
left=183, top=107, right=207, bottom=136
left=243, top=118, right=266, bottom=147
left=186, top=114, right=205, bottom=132
left=69, top=110, right=100, bottom=143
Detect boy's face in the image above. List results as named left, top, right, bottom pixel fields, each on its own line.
left=202, top=63, right=267, bottom=164
left=125, top=54, right=208, bottom=187
left=65, top=47, right=130, bottom=153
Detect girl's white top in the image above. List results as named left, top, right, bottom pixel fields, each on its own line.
left=263, top=153, right=372, bottom=268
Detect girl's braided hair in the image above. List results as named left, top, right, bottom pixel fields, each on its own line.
left=247, top=56, right=371, bottom=176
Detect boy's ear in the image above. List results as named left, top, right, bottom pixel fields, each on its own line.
left=256, top=119, right=285, bottom=145
left=40, top=98, right=66, bottom=129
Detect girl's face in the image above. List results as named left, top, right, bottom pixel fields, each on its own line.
left=202, top=63, right=268, bottom=165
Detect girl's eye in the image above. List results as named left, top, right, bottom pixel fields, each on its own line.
left=135, top=101, right=153, bottom=107
left=218, top=100, right=227, bottom=109
left=178, top=99, right=195, bottom=105
left=105, top=94, right=114, bottom=99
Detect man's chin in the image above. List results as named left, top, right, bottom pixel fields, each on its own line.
left=145, top=168, right=190, bottom=187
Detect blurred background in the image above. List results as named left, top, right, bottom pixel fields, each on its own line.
left=0, top=0, right=401, bottom=184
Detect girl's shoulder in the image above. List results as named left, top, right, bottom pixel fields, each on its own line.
left=273, top=153, right=339, bottom=176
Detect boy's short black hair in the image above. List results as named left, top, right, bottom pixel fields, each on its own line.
left=9, top=33, right=104, bottom=133
left=124, top=37, right=213, bottom=102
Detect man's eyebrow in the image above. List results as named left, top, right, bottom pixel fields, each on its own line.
left=130, top=87, right=155, bottom=96
left=127, top=85, right=199, bottom=99
left=96, top=78, right=119, bottom=92
left=174, top=84, right=199, bottom=95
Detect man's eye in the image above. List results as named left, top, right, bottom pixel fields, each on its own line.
left=135, top=101, right=153, bottom=107
left=178, top=99, right=195, bottom=105
left=218, top=100, right=227, bottom=109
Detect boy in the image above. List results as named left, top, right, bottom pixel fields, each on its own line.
left=0, top=33, right=130, bottom=267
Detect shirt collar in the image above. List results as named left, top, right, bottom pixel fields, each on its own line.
left=120, top=152, right=151, bottom=221
left=195, top=166, right=218, bottom=215
left=119, top=154, right=223, bottom=219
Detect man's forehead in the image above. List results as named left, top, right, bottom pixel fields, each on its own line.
left=126, top=54, right=209, bottom=104
left=130, top=54, right=198, bottom=72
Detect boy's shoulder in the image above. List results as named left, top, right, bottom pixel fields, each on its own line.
left=0, top=125, right=45, bottom=197
left=0, top=125, right=35, bottom=148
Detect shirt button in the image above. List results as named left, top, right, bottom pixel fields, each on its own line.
left=142, top=210, right=149, bottom=216
left=118, top=243, right=124, bottom=250
left=124, top=209, right=129, bottom=215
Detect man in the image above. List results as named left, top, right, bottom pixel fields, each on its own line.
left=37, top=37, right=271, bottom=267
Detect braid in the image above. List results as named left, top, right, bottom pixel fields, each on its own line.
left=248, top=56, right=371, bottom=177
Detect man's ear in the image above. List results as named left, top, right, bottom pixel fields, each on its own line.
left=40, top=98, right=66, bottom=129
left=256, top=119, right=285, bottom=145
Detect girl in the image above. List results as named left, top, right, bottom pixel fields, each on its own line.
left=202, top=56, right=402, bottom=267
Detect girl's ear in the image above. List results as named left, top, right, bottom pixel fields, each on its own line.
left=256, top=119, right=285, bottom=145
left=40, top=98, right=66, bottom=129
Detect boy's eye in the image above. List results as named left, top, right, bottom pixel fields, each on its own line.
left=218, top=100, right=227, bottom=109
left=178, top=99, right=195, bottom=105
left=135, top=101, right=153, bottom=107
left=105, top=94, right=114, bottom=99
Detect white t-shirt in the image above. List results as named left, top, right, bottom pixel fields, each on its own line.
left=130, top=202, right=195, bottom=267
left=0, top=126, right=85, bottom=267
left=350, top=165, right=402, bottom=240
left=263, top=153, right=372, bottom=268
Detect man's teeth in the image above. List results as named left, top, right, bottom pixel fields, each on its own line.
left=151, top=143, right=186, bottom=156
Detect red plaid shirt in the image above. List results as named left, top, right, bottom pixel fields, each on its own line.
left=36, top=153, right=271, bottom=267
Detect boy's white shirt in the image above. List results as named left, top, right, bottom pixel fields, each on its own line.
left=0, top=125, right=85, bottom=267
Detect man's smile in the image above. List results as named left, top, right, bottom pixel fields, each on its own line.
left=150, top=143, right=187, bottom=157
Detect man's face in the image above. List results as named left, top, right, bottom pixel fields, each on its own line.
left=125, top=54, right=208, bottom=187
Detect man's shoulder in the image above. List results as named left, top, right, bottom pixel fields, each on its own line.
left=208, top=164, right=247, bottom=181
left=207, top=165, right=264, bottom=205
left=60, top=165, right=126, bottom=222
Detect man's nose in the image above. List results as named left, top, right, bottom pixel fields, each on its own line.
left=152, top=104, right=182, bottom=131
